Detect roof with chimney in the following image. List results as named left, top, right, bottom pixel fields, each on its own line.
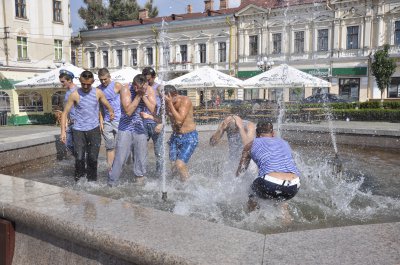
left=89, top=0, right=323, bottom=30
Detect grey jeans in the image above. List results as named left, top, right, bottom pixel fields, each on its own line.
left=108, top=130, right=148, bottom=186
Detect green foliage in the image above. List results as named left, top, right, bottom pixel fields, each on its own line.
left=108, top=0, right=140, bottom=22
left=78, top=0, right=109, bottom=29
left=78, top=0, right=159, bottom=29
left=371, top=44, right=397, bottom=101
left=333, top=109, right=400, bottom=122
left=144, top=0, right=159, bottom=18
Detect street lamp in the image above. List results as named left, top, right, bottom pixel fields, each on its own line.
left=257, top=57, right=274, bottom=72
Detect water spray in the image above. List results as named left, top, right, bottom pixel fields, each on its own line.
left=332, top=152, right=343, bottom=178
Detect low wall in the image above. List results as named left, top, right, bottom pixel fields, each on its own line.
left=0, top=174, right=399, bottom=265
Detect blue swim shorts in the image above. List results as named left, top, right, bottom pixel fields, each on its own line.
left=168, top=130, right=198, bottom=164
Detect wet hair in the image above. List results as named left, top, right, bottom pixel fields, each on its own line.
left=164, top=85, right=177, bottom=95
left=97, top=68, right=110, bottom=77
left=256, top=121, right=274, bottom=135
left=142, top=67, right=156, bottom=77
left=132, top=74, right=147, bottom=86
left=80, top=70, right=94, bottom=79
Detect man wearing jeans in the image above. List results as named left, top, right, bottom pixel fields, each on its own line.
left=61, top=70, right=115, bottom=182
left=97, top=68, right=122, bottom=170
left=108, top=74, right=156, bottom=186
left=141, top=67, right=163, bottom=177
left=236, top=121, right=301, bottom=210
left=59, top=69, right=77, bottom=154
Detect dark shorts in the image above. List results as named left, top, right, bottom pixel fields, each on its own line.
left=251, top=175, right=300, bottom=201
left=168, top=130, right=198, bottom=164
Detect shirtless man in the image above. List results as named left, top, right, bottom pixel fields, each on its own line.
left=210, top=115, right=255, bottom=164
left=164, top=85, right=198, bottom=181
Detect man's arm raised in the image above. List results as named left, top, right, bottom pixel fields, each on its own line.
left=166, top=95, right=191, bottom=128
left=120, top=84, right=141, bottom=116
left=236, top=141, right=253, bottom=177
left=61, top=91, right=77, bottom=144
left=141, top=83, right=156, bottom=113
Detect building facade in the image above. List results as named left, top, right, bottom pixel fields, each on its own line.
left=0, top=0, right=72, bottom=124
left=75, top=0, right=400, bottom=106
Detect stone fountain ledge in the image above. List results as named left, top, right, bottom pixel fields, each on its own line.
left=1, top=174, right=399, bottom=265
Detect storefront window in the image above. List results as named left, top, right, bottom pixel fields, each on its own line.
left=52, top=91, right=65, bottom=110
left=389, top=77, right=400, bottom=98
left=339, top=78, right=360, bottom=101
left=0, top=91, right=10, bottom=111
left=18, top=92, right=43, bottom=112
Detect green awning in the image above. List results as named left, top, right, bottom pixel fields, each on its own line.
left=332, top=67, right=367, bottom=76
left=237, top=70, right=263, bottom=79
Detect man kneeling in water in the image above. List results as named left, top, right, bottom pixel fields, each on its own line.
left=236, top=121, right=301, bottom=210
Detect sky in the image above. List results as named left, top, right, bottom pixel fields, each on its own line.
left=70, top=0, right=241, bottom=34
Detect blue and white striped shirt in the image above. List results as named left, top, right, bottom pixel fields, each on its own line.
left=118, top=84, right=148, bottom=134
left=73, top=88, right=99, bottom=131
left=251, top=137, right=300, bottom=177
left=98, top=81, right=121, bottom=122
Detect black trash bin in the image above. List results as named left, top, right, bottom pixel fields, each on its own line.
left=0, top=111, right=7, bottom=125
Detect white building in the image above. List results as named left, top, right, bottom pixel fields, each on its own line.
left=0, top=0, right=72, bottom=124
left=75, top=0, right=400, bottom=105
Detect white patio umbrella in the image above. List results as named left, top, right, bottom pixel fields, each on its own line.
left=110, top=67, right=142, bottom=84
left=14, top=64, right=99, bottom=90
left=166, top=66, right=243, bottom=89
left=242, top=64, right=331, bottom=89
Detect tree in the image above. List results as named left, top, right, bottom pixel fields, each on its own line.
left=108, top=0, right=140, bottom=22
left=78, top=0, right=109, bottom=29
left=79, top=0, right=159, bottom=30
left=144, top=0, right=159, bottom=18
left=371, top=44, right=396, bottom=106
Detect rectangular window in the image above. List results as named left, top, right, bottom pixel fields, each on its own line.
left=294, top=31, right=304, bottom=53
left=317, top=29, right=328, bottom=51
left=90, top=51, right=95, bottom=68
left=389, top=77, right=400, bottom=98
left=71, top=50, right=76, bottom=65
left=15, top=0, right=26, bottom=18
left=272, top=33, right=281, bottom=54
left=347, top=26, right=359, bottom=49
left=53, top=0, right=62, bottom=22
left=249, top=35, right=258, bottom=56
left=102, top=51, right=108, bottom=67
left=199, top=43, right=206, bottom=63
left=339, top=78, right=360, bottom=101
left=17, top=36, right=28, bottom=60
left=116, top=49, right=122, bottom=67
left=395, top=21, right=400, bottom=46
left=180, top=45, right=187, bottom=62
left=54, top=39, right=62, bottom=61
left=147, top=47, right=153, bottom=65
left=218, top=42, right=226, bottom=63
left=130, top=48, right=137, bottom=66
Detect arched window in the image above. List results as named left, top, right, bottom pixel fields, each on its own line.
left=0, top=91, right=10, bottom=111
left=18, top=92, right=43, bottom=112
left=52, top=91, right=65, bottom=111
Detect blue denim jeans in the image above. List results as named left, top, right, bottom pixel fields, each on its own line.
left=145, top=122, right=164, bottom=176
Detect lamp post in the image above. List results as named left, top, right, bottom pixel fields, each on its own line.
left=257, top=57, right=274, bottom=72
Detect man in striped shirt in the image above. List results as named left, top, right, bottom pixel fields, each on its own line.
left=236, top=121, right=301, bottom=210
left=61, top=71, right=115, bottom=182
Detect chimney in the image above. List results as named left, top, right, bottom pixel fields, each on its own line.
left=139, top=9, right=148, bottom=19
left=187, top=4, right=193, bottom=14
left=220, top=0, right=229, bottom=9
left=204, top=0, right=214, bottom=12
